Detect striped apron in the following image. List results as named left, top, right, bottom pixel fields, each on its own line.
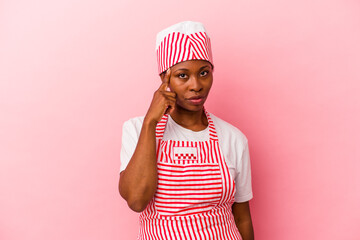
left=139, top=109, right=241, bottom=240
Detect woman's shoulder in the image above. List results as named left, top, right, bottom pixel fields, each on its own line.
left=122, top=115, right=145, bottom=131
left=208, top=112, right=248, bottom=144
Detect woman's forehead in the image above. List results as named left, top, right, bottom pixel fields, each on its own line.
left=171, top=60, right=211, bottom=70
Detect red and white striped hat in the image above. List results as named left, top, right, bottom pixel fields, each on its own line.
left=156, top=21, right=213, bottom=74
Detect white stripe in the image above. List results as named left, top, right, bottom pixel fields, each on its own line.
left=158, top=179, right=222, bottom=186
left=168, top=33, right=175, bottom=69
left=196, top=215, right=206, bottom=239
left=168, top=32, right=175, bottom=68
left=172, top=219, right=181, bottom=239
left=160, top=39, right=165, bottom=73
left=183, top=37, right=190, bottom=61
left=160, top=219, right=169, bottom=240
left=181, top=219, right=191, bottom=239
left=191, top=215, right=201, bottom=239
left=158, top=169, right=220, bottom=176
left=156, top=186, right=222, bottom=191
left=158, top=174, right=221, bottom=181
left=155, top=195, right=221, bottom=202
left=158, top=164, right=219, bottom=171
left=157, top=184, right=222, bottom=190
left=165, top=219, right=173, bottom=239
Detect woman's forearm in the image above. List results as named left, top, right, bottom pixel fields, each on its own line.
left=119, top=119, right=158, bottom=212
left=235, top=220, right=254, bottom=240
left=232, top=202, right=254, bottom=240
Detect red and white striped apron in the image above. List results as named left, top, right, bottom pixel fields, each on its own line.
left=139, top=109, right=241, bottom=240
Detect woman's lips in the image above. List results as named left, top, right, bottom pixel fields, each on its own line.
left=186, top=96, right=205, bottom=105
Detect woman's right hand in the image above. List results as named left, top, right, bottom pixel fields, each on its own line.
left=144, top=69, right=176, bottom=125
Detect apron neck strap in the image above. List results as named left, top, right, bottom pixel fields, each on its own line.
left=155, top=107, right=219, bottom=141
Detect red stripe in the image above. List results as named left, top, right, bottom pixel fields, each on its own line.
left=206, top=211, right=216, bottom=238
left=161, top=218, right=169, bottom=240
left=198, top=213, right=207, bottom=238
left=156, top=193, right=221, bottom=199
left=166, top=218, right=173, bottom=239
left=155, top=194, right=220, bottom=199
left=155, top=202, right=218, bottom=208
left=156, top=182, right=221, bottom=188
left=196, top=214, right=206, bottom=239
left=188, top=41, right=199, bottom=59
left=157, top=42, right=160, bottom=73
left=157, top=186, right=222, bottom=191
left=168, top=32, right=175, bottom=68
left=181, top=36, right=190, bottom=62
left=158, top=168, right=218, bottom=173
left=180, top=219, right=190, bottom=238
left=175, top=218, right=184, bottom=239
left=158, top=172, right=221, bottom=177
left=172, top=217, right=180, bottom=239
left=210, top=133, right=217, bottom=138
left=172, top=32, right=180, bottom=67
left=159, top=176, right=221, bottom=181
left=190, top=216, right=198, bottom=239
left=158, top=162, right=218, bottom=168
left=176, top=33, right=185, bottom=64
left=204, top=33, right=213, bottom=62
left=158, top=40, right=162, bottom=73
left=165, top=35, right=170, bottom=71
left=157, top=206, right=216, bottom=215
left=157, top=44, right=161, bottom=74
left=160, top=39, right=165, bottom=73
left=161, top=35, right=167, bottom=73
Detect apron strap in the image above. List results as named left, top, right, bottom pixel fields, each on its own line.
left=204, top=108, right=219, bottom=141
left=155, top=114, right=168, bottom=139
left=155, top=106, right=219, bottom=141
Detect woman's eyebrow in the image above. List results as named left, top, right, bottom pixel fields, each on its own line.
left=174, top=68, right=189, bottom=72
left=199, top=65, right=210, bottom=70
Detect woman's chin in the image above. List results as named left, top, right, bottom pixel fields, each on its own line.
left=176, top=104, right=205, bottom=113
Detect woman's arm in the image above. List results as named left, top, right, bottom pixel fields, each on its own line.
left=118, top=69, right=176, bottom=212
left=232, top=201, right=254, bottom=240
left=118, top=120, right=157, bottom=212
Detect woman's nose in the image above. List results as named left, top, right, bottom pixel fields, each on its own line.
left=189, top=76, right=202, bottom=92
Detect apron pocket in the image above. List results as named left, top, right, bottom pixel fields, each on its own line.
left=155, top=162, right=222, bottom=216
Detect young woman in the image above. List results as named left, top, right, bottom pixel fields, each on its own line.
left=119, top=21, right=254, bottom=240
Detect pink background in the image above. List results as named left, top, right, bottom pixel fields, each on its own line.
left=1, top=0, right=359, bottom=239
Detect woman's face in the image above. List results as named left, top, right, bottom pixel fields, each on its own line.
left=161, top=59, right=213, bottom=112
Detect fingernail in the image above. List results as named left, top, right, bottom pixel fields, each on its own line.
left=167, top=69, right=170, bottom=74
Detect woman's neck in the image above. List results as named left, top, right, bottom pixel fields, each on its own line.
left=169, top=107, right=208, bottom=131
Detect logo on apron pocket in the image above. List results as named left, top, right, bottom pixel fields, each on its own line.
left=173, top=147, right=198, bottom=161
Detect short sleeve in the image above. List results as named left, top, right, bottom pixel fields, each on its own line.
left=119, top=120, right=139, bottom=173
left=234, top=139, right=253, bottom=202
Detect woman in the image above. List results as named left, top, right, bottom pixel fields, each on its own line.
left=119, top=21, right=254, bottom=240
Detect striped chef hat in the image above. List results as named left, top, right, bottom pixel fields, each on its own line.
left=156, top=21, right=213, bottom=74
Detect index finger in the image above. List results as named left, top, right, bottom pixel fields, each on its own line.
left=159, top=68, right=171, bottom=91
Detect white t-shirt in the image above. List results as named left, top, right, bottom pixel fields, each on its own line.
left=120, top=112, right=253, bottom=203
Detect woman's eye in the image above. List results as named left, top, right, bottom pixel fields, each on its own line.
left=200, top=71, right=208, bottom=76
left=178, top=73, right=187, bottom=78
